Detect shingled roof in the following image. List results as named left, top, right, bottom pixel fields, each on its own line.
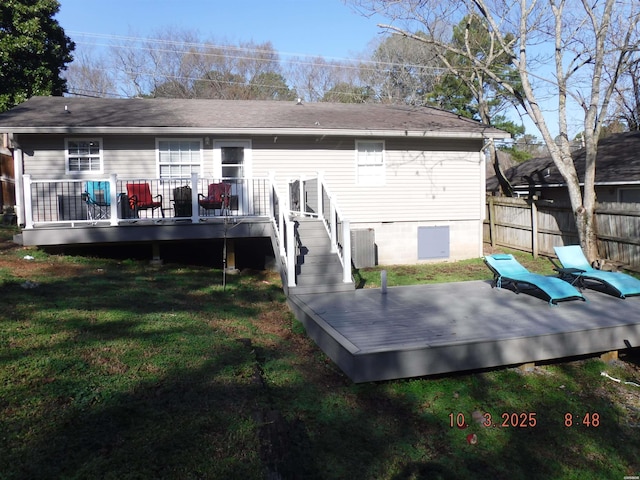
left=487, top=130, right=640, bottom=192
left=0, top=96, right=508, bottom=139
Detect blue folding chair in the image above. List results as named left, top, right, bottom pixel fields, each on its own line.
left=84, top=181, right=111, bottom=220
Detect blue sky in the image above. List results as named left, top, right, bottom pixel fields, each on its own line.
left=55, top=0, right=385, bottom=61
left=54, top=0, right=575, bottom=139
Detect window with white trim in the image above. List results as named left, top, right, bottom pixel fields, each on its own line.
left=65, top=138, right=103, bottom=173
left=157, top=139, right=202, bottom=179
left=356, top=140, right=385, bottom=186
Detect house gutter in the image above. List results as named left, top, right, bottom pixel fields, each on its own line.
left=1, top=126, right=510, bottom=140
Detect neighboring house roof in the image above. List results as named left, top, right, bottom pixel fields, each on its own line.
left=487, top=130, right=640, bottom=192
left=0, top=96, right=509, bottom=139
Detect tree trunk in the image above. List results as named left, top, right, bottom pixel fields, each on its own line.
left=575, top=208, right=598, bottom=264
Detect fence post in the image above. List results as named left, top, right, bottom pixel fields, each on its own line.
left=531, top=198, right=538, bottom=259
left=488, top=196, right=496, bottom=248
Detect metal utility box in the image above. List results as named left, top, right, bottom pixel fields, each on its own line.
left=351, top=228, right=376, bottom=268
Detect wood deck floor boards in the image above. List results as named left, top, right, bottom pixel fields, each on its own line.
left=288, top=280, right=640, bottom=382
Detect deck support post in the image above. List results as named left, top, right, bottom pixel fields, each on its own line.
left=150, top=241, right=162, bottom=266
left=225, top=238, right=236, bottom=271
left=600, top=350, right=618, bottom=363
left=518, top=362, right=535, bottom=373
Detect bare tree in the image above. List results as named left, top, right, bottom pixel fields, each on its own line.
left=285, top=56, right=363, bottom=102
left=65, top=47, right=117, bottom=98
left=108, top=30, right=292, bottom=100
left=363, top=33, right=440, bottom=105
left=612, top=54, right=640, bottom=131
left=351, top=0, right=640, bottom=261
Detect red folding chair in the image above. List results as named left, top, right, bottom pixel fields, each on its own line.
left=126, top=183, right=164, bottom=218
left=198, top=182, right=231, bottom=215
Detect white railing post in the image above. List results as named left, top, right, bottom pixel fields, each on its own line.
left=330, top=199, right=337, bottom=253
left=109, top=173, right=118, bottom=226
left=190, top=172, right=199, bottom=223
left=23, top=174, right=34, bottom=229
left=317, top=172, right=324, bottom=217
left=268, top=171, right=275, bottom=220
left=342, top=219, right=351, bottom=283
left=298, top=175, right=304, bottom=215
left=279, top=209, right=286, bottom=257
left=286, top=217, right=296, bottom=287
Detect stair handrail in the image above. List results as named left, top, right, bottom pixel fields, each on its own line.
left=269, top=173, right=296, bottom=288
left=317, top=173, right=351, bottom=284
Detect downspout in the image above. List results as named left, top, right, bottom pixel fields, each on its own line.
left=9, top=134, right=25, bottom=226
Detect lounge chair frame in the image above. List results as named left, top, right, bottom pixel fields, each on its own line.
left=484, top=254, right=585, bottom=305
left=554, top=245, right=640, bottom=298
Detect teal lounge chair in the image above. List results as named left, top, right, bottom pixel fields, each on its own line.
left=554, top=245, right=640, bottom=298
left=484, top=254, right=585, bottom=305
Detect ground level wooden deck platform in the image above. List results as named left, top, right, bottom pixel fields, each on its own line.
left=288, top=280, right=640, bottom=383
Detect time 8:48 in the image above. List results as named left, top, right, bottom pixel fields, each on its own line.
left=565, top=412, right=600, bottom=427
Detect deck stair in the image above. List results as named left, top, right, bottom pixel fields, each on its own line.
left=289, top=216, right=355, bottom=294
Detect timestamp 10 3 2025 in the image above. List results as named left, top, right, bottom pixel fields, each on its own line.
left=449, top=412, right=602, bottom=429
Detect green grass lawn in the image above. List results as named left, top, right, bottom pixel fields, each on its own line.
left=1, top=231, right=638, bottom=479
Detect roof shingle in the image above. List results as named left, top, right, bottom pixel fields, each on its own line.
left=0, top=96, right=508, bottom=138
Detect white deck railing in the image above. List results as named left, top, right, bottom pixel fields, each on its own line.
left=269, top=173, right=296, bottom=288
left=21, top=171, right=350, bottom=288
left=21, top=173, right=273, bottom=227
left=287, top=172, right=352, bottom=285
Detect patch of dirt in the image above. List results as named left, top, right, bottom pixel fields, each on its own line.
left=0, top=239, right=88, bottom=280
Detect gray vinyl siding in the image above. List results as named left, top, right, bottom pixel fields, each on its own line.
left=19, top=133, right=485, bottom=225
left=250, top=136, right=484, bottom=224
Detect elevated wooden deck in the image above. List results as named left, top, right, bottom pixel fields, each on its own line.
left=288, top=280, right=640, bottom=383
left=16, top=217, right=274, bottom=246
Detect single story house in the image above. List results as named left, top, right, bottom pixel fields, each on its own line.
left=487, top=131, right=640, bottom=202
left=0, top=96, right=506, bottom=289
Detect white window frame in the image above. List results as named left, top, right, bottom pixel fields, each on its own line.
left=355, top=140, right=385, bottom=186
left=213, top=139, right=252, bottom=179
left=65, top=138, right=104, bottom=174
left=156, top=138, right=203, bottom=179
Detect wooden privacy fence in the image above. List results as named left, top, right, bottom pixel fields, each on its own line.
left=484, top=196, right=640, bottom=271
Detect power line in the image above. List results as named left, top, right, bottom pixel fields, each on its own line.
left=68, top=30, right=449, bottom=75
